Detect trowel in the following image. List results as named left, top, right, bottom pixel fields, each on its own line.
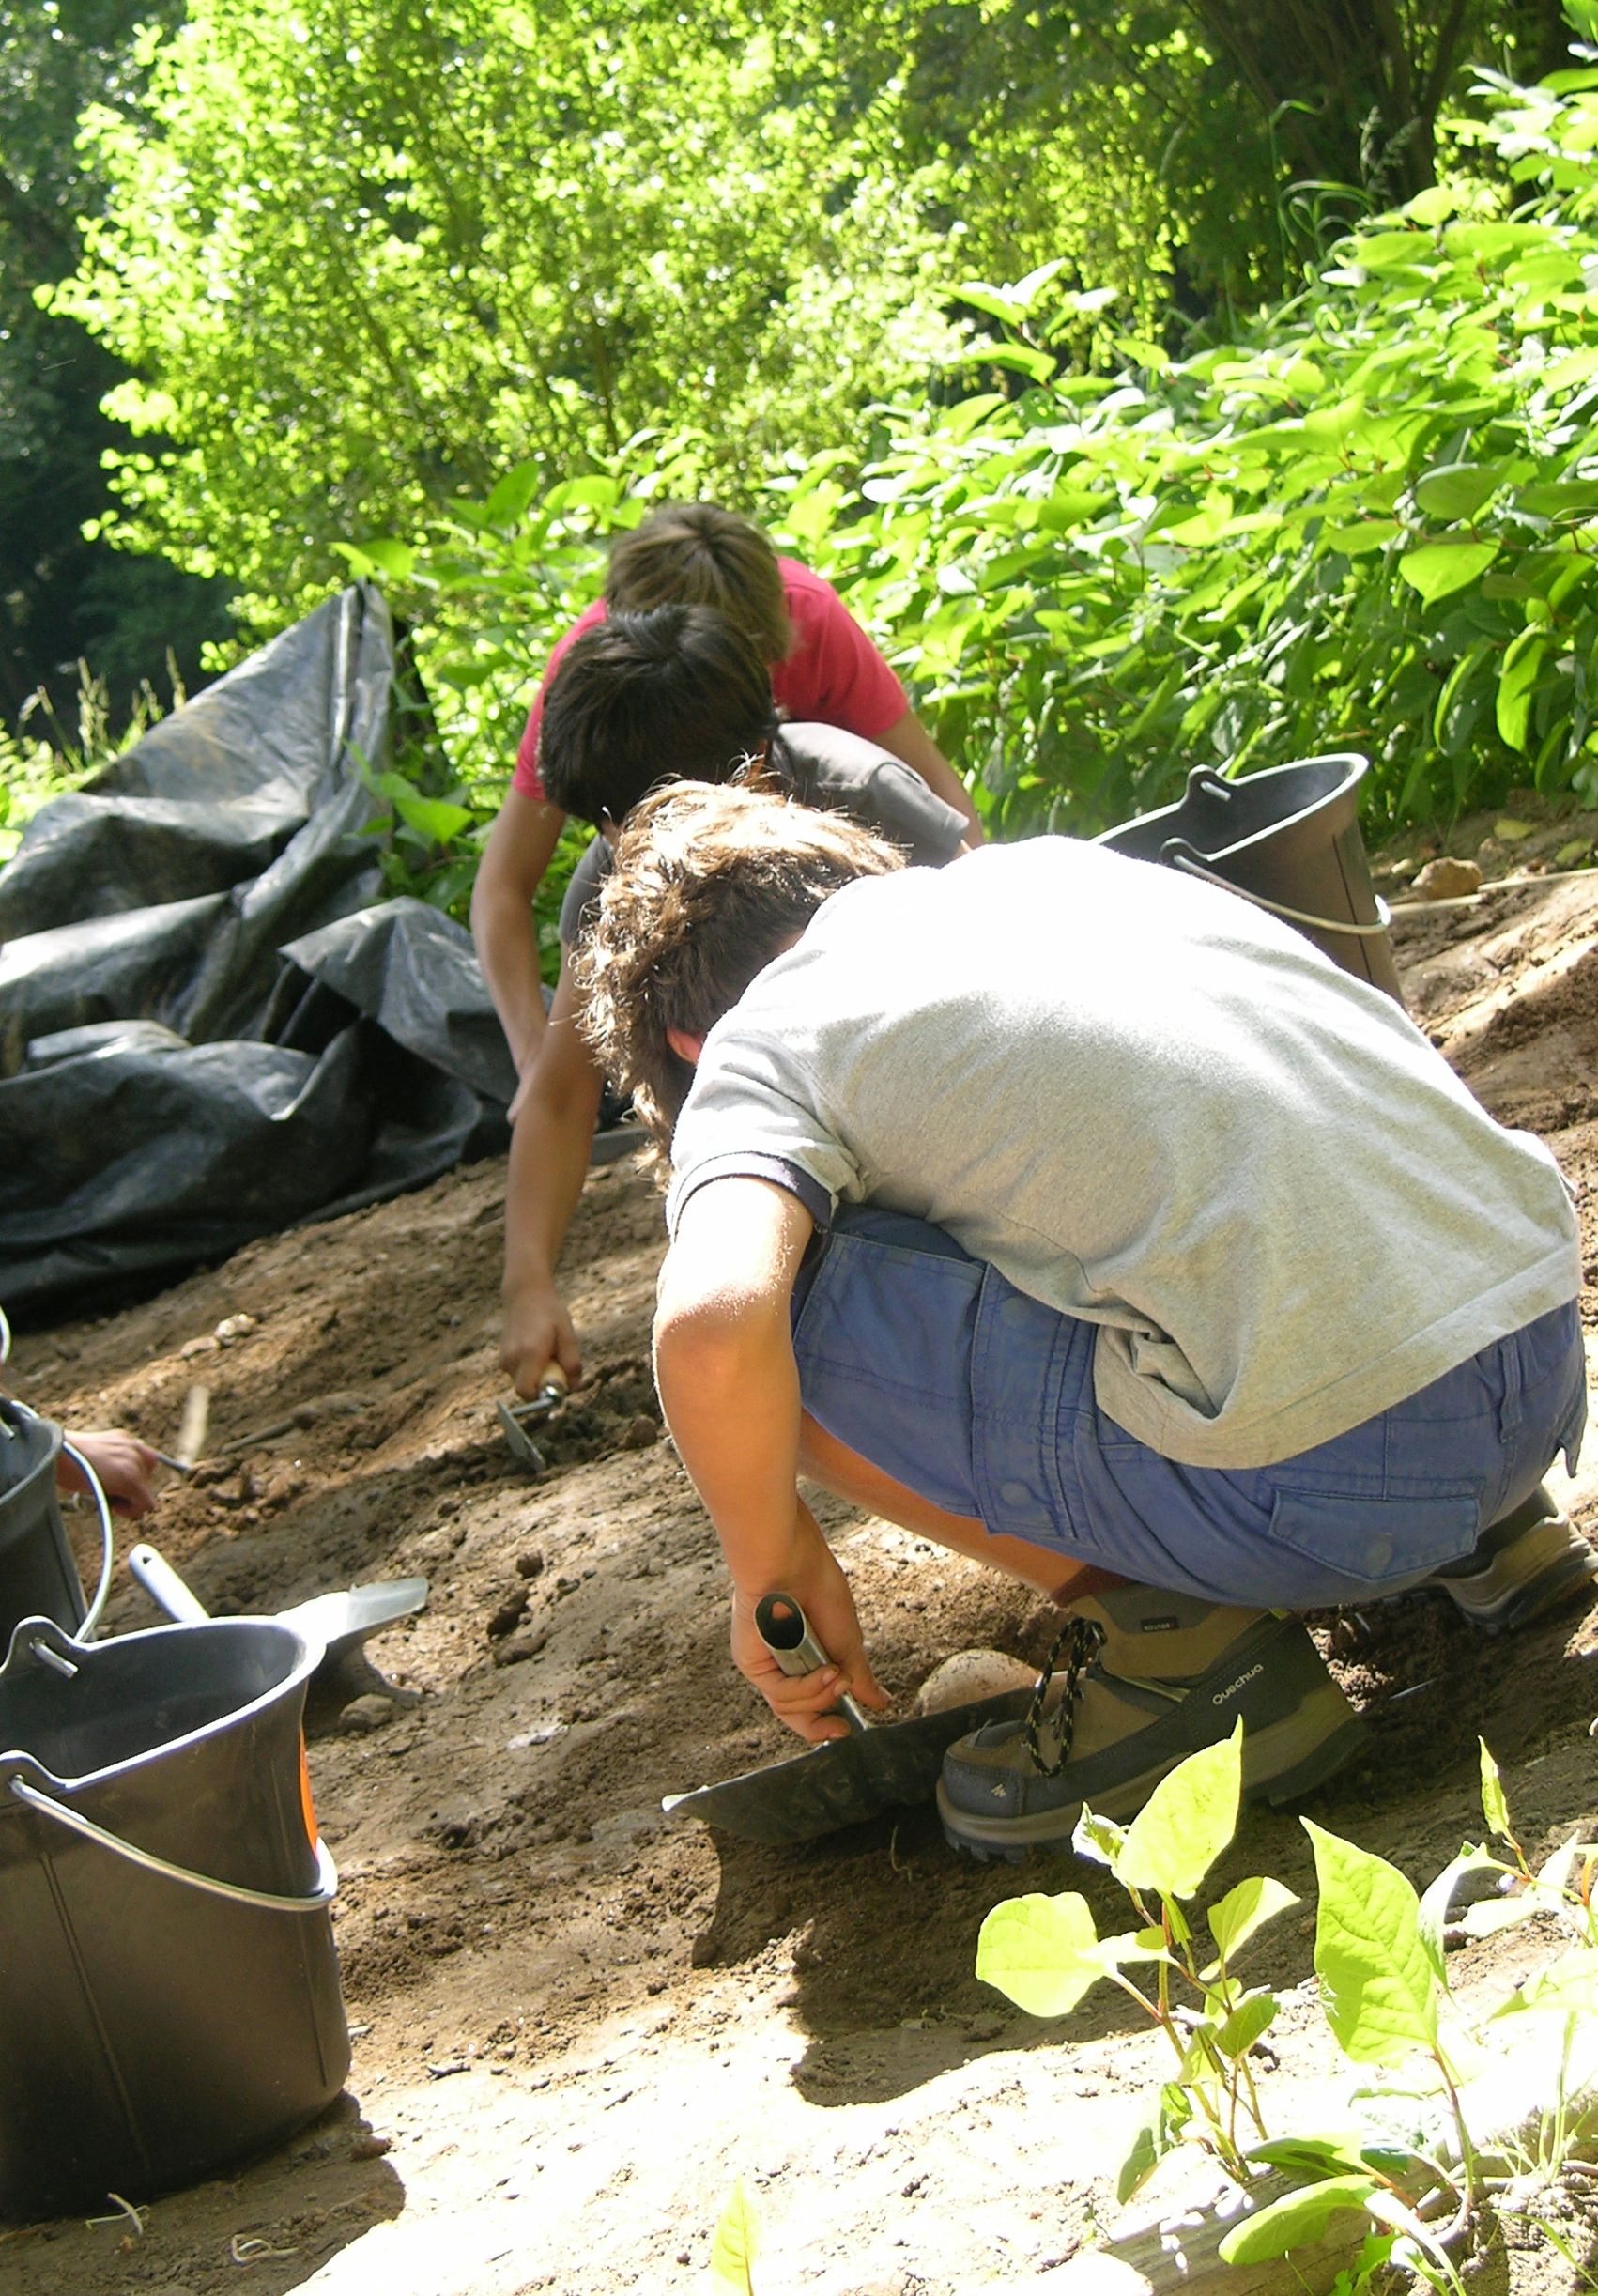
left=496, top=1367, right=569, bottom=1474
left=129, top=1543, right=427, bottom=1673
left=661, top=1592, right=1036, bottom=1846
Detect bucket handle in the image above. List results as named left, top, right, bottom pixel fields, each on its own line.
left=1163, top=842, right=1393, bottom=940
left=8, top=1776, right=338, bottom=1915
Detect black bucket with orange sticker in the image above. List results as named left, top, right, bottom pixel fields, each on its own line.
left=0, top=1612, right=348, bottom=2218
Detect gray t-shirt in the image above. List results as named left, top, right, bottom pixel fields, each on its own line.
left=666, top=838, right=1579, bottom=1470
left=559, top=722, right=966, bottom=946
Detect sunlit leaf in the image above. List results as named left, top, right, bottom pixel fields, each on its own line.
left=976, top=1892, right=1106, bottom=2018
left=1399, top=542, right=1502, bottom=603
left=709, top=2179, right=759, bottom=2291
left=1208, top=1875, right=1298, bottom=1965
left=1305, top=1822, right=1439, bottom=2065
left=1218, top=2176, right=1381, bottom=2266
left=1115, top=1724, right=1242, bottom=1901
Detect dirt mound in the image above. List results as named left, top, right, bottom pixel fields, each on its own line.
left=5, top=864, right=1598, bottom=2296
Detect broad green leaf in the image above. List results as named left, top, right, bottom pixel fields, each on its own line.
left=709, top=2178, right=759, bottom=2292
left=1323, top=518, right=1401, bottom=555
left=953, top=281, right=1028, bottom=326
left=1098, top=1928, right=1172, bottom=1966
left=1480, top=1740, right=1513, bottom=1841
left=976, top=1892, right=1105, bottom=2017
left=1217, top=2175, right=1381, bottom=2266
left=333, top=537, right=416, bottom=581
left=1400, top=542, right=1501, bottom=603
left=1115, top=1723, right=1242, bottom=1901
left=1305, top=1822, right=1439, bottom=2065
left=1208, top=1875, right=1298, bottom=1964
left=1494, top=1947, right=1598, bottom=2018
left=1248, top=2135, right=1380, bottom=2180
left=973, top=341, right=1057, bottom=383
left=1215, top=1991, right=1278, bottom=2059
left=1115, top=2083, right=1192, bottom=2205
left=1414, top=463, right=1501, bottom=522
left=1498, top=640, right=1546, bottom=751
left=392, top=794, right=475, bottom=847
left=1416, top=1843, right=1501, bottom=1983
left=1516, top=479, right=1598, bottom=517
left=484, top=462, right=543, bottom=528
left=1072, top=1807, right=1128, bottom=1869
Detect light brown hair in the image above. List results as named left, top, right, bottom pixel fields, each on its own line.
left=604, top=504, right=793, bottom=666
left=574, top=782, right=901, bottom=1149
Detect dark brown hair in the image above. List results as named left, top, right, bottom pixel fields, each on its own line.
left=574, top=782, right=901, bottom=1149
left=540, top=605, right=780, bottom=827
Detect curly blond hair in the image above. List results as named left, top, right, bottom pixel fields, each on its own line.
left=574, top=782, right=902, bottom=1151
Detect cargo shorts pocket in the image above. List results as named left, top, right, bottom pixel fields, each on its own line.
left=1268, top=1487, right=1481, bottom=1591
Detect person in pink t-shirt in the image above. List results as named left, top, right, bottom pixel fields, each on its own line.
left=470, top=502, right=977, bottom=1115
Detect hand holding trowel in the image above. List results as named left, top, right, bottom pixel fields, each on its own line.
left=663, top=1591, right=1037, bottom=1846
left=497, top=1364, right=569, bottom=1474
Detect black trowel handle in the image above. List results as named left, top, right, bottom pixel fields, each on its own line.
left=754, top=1592, right=870, bottom=1734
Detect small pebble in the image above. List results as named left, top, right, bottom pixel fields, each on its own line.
left=350, top=2133, right=392, bottom=2161
left=492, top=1626, right=550, bottom=1668
left=1410, top=855, right=1482, bottom=901
left=486, top=1589, right=530, bottom=1639
left=515, top=1549, right=546, bottom=1579
left=339, top=1694, right=396, bottom=1734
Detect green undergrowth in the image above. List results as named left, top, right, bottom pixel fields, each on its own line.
left=972, top=1728, right=1598, bottom=2290
left=344, top=41, right=1598, bottom=906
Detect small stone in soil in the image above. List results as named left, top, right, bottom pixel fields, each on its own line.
left=493, top=1626, right=550, bottom=1667
left=515, top=1549, right=546, bottom=1578
left=486, top=1588, right=530, bottom=1638
left=339, top=1694, right=396, bottom=1734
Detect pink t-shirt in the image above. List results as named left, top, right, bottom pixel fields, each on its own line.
left=511, top=558, right=908, bottom=799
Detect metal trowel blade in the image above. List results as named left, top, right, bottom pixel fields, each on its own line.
left=662, top=1685, right=1036, bottom=1845
left=280, top=1578, right=429, bottom=1667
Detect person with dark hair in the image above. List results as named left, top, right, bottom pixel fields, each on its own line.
left=493, top=607, right=970, bottom=1400
left=469, top=502, right=976, bottom=1128
left=538, top=604, right=779, bottom=827
left=574, top=780, right=1590, bottom=1857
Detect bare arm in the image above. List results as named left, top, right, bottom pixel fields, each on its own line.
left=874, top=708, right=983, bottom=843
left=470, top=788, right=567, bottom=1101
left=654, top=1176, right=889, bottom=1739
left=499, top=953, right=606, bottom=1395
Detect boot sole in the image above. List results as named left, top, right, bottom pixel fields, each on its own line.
left=937, top=1682, right=1366, bottom=1861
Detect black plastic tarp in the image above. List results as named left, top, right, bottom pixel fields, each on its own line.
left=0, top=585, right=514, bottom=1318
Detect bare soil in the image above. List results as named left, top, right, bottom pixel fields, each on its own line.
left=6, top=812, right=1598, bottom=2296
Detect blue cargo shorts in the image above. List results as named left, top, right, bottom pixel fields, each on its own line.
left=790, top=1206, right=1589, bottom=1610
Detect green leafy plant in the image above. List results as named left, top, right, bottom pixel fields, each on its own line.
left=708, top=2178, right=759, bottom=2292
left=0, top=661, right=180, bottom=865
left=976, top=1729, right=1598, bottom=2282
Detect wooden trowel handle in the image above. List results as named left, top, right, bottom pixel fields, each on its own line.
left=754, top=1592, right=871, bottom=1734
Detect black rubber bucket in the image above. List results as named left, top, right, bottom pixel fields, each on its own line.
left=1095, top=754, right=1404, bottom=1005
left=0, top=1613, right=350, bottom=2218
left=0, top=1403, right=87, bottom=1644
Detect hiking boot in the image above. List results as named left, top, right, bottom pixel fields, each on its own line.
left=1419, top=1486, right=1597, bottom=1633
left=935, top=1583, right=1364, bottom=1861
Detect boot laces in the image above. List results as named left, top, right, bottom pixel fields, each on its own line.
left=1022, top=1614, right=1108, bottom=1778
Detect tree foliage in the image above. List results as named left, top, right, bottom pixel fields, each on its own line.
left=52, top=0, right=967, bottom=625
left=0, top=0, right=223, bottom=722
left=355, top=41, right=1598, bottom=885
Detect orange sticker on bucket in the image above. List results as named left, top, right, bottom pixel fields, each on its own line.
left=299, top=1734, right=320, bottom=1848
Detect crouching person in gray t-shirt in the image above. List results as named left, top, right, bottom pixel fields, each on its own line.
left=575, top=782, right=1590, bottom=1857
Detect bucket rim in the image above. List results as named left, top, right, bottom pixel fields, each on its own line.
left=1095, top=752, right=1371, bottom=858
left=0, top=1611, right=324, bottom=1798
